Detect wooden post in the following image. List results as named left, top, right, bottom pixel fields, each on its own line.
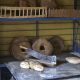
left=30, top=8, right=32, bottom=17
left=42, top=8, right=44, bottom=17
left=27, top=9, right=28, bottom=17
left=19, top=8, right=20, bottom=17
left=0, top=7, right=2, bottom=16
left=14, top=8, right=16, bottom=17
left=23, top=8, right=24, bottom=17
left=39, top=8, right=40, bottom=17
left=45, top=8, right=47, bottom=17
left=5, top=7, right=6, bottom=17
left=48, top=8, right=50, bottom=17
left=35, top=9, right=36, bottom=17
left=10, top=9, right=11, bottom=17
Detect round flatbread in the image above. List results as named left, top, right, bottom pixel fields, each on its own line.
left=66, top=57, right=80, bottom=64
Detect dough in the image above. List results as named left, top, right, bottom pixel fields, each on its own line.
left=66, top=57, right=80, bottom=64
left=29, top=60, right=44, bottom=71
left=20, top=59, right=44, bottom=71
left=20, top=61, right=29, bottom=69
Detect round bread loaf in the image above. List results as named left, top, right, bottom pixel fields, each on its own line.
left=10, top=37, right=31, bottom=60
left=49, top=35, right=64, bottom=55
left=32, top=38, right=53, bottom=55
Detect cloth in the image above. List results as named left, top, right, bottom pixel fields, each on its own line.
left=6, top=61, right=80, bottom=80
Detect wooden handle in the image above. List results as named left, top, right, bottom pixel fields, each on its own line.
left=20, top=45, right=28, bottom=50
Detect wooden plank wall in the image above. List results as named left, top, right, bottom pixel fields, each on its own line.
left=0, top=22, right=36, bottom=56
left=39, top=21, right=73, bottom=51
left=0, top=21, right=73, bottom=56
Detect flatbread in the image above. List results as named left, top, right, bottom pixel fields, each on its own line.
left=66, top=57, right=80, bottom=64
